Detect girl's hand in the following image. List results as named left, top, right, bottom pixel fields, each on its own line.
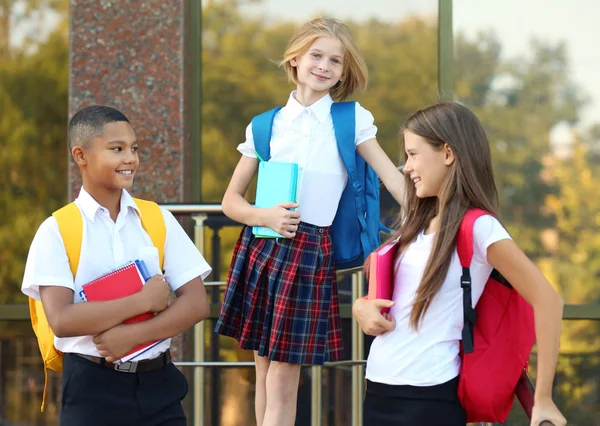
left=352, top=297, right=396, bottom=336
left=531, top=398, right=566, bottom=426
left=263, top=202, right=301, bottom=238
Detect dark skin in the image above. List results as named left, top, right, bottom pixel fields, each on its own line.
left=41, top=121, right=209, bottom=362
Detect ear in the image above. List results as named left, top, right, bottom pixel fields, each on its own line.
left=443, top=143, right=455, bottom=166
left=71, top=146, right=87, bottom=166
left=290, top=57, right=298, bottom=67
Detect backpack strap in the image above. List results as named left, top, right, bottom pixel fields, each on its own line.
left=456, top=208, right=488, bottom=353
left=53, top=202, right=83, bottom=276
left=331, top=101, right=370, bottom=256
left=133, top=198, right=166, bottom=269
left=251, top=107, right=283, bottom=161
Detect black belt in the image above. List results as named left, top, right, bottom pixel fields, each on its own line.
left=75, top=349, right=171, bottom=373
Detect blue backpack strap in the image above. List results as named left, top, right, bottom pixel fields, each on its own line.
left=251, top=107, right=282, bottom=161
left=331, top=102, right=370, bottom=255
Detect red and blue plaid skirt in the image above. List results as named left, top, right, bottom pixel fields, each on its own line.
left=214, top=222, right=343, bottom=365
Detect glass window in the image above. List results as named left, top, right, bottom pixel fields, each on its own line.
left=454, top=1, right=600, bottom=422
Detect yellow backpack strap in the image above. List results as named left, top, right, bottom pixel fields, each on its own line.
left=31, top=203, right=82, bottom=412
left=52, top=202, right=83, bottom=276
left=133, top=198, right=166, bottom=269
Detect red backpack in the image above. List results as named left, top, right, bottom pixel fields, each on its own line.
left=456, top=208, right=536, bottom=423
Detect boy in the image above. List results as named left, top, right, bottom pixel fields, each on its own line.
left=21, top=105, right=211, bottom=426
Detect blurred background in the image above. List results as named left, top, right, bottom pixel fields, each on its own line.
left=1, top=0, right=599, bottom=425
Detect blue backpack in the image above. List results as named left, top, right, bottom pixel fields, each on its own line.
left=252, top=101, right=386, bottom=269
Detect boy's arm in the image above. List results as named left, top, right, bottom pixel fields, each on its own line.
left=40, top=275, right=171, bottom=337
left=93, top=277, right=208, bottom=361
left=133, top=276, right=209, bottom=340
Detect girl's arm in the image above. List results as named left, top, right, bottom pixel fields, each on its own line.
left=487, top=239, right=567, bottom=425
left=222, top=155, right=301, bottom=238
left=357, top=138, right=406, bottom=206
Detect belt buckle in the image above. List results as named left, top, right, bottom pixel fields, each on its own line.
left=114, top=360, right=138, bottom=373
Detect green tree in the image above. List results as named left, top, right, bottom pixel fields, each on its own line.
left=0, top=0, right=68, bottom=303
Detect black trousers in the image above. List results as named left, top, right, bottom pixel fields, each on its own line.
left=60, top=353, right=188, bottom=426
left=363, top=377, right=467, bottom=426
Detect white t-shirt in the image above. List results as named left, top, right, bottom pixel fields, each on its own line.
left=237, top=91, right=377, bottom=226
left=366, top=215, right=511, bottom=386
left=21, top=188, right=212, bottom=359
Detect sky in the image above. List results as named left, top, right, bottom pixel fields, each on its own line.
left=10, top=0, right=600, bottom=129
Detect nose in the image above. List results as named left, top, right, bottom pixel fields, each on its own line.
left=123, top=149, right=136, bottom=163
left=317, top=58, right=329, bottom=71
left=403, top=159, right=413, bottom=174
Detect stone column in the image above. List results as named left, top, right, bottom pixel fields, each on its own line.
left=68, top=0, right=199, bottom=361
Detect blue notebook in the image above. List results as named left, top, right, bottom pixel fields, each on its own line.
left=252, top=161, right=299, bottom=238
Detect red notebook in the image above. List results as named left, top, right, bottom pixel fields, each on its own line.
left=367, top=241, right=399, bottom=313
left=82, top=261, right=161, bottom=362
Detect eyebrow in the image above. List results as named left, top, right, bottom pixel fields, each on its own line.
left=107, top=140, right=138, bottom=145
left=309, top=48, right=343, bottom=59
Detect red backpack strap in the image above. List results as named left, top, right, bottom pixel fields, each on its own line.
left=456, top=208, right=489, bottom=353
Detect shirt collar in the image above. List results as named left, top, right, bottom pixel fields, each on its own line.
left=76, top=187, right=140, bottom=221
left=281, top=91, right=333, bottom=123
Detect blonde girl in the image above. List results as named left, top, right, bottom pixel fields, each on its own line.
left=215, top=17, right=405, bottom=426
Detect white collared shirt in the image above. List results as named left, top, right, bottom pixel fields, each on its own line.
left=366, top=216, right=511, bottom=386
left=237, top=92, right=378, bottom=226
left=22, top=188, right=212, bottom=359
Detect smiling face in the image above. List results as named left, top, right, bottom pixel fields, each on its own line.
left=76, top=121, right=139, bottom=193
left=290, top=36, right=345, bottom=97
left=403, top=130, right=455, bottom=199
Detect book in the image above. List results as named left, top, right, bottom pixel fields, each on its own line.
left=252, top=161, right=299, bottom=238
left=81, top=260, right=164, bottom=363
left=367, top=241, right=399, bottom=314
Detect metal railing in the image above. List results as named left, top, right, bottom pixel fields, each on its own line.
left=1, top=204, right=600, bottom=426
left=161, top=204, right=367, bottom=426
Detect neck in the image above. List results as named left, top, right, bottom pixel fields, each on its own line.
left=425, top=215, right=439, bottom=235
left=294, top=87, right=329, bottom=107
left=82, top=184, right=123, bottom=221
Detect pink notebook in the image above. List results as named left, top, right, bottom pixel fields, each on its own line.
left=367, top=241, right=399, bottom=313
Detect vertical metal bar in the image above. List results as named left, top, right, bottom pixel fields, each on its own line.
left=311, top=366, right=323, bottom=426
left=189, top=0, right=203, bottom=203
left=351, top=271, right=365, bottom=426
left=209, top=225, right=221, bottom=426
left=192, top=214, right=207, bottom=426
left=438, top=0, right=454, bottom=101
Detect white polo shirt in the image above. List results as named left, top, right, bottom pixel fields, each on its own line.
left=237, top=91, right=378, bottom=226
left=366, top=215, right=511, bottom=386
left=21, top=188, right=212, bottom=360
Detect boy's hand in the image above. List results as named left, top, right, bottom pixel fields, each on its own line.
left=141, top=275, right=171, bottom=313
left=352, top=297, right=396, bottom=336
left=93, top=324, right=138, bottom=362
left=263, top=202, right=301, bottom=238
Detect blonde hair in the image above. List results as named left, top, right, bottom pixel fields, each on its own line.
left=280, top=17, right=368, bottom=102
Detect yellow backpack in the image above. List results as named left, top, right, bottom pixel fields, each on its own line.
left=29, top=198, right=166, bottom=411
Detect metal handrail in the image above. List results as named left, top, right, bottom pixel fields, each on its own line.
left=2, top=203, right=599, bottom=426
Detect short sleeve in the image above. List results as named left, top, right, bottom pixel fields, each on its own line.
left=236, top=122, right=257, bottom=158
left=355, top=102, right=378, bottom=146
left=472, top=215, right=512, bottom=264
left=161, top=208, right=212, bottom=291
left=21, top=217, right=75, bottom=300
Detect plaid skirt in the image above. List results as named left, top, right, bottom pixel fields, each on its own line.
left=214, top=222, right=343, bottom=365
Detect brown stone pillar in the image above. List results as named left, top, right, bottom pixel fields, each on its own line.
left=69, top=0, right=196, bottom=203
left=68, top=0, right=198, bottom=363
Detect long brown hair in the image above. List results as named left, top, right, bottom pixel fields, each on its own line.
left=392, top=103, right=500, bottom=329
left=280, top=17, right=368, bottom=102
